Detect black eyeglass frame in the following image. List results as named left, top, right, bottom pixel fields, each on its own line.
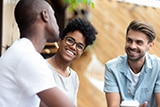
left=64, top=36, right=85, bottom=51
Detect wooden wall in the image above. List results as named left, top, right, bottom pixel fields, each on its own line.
left=72, top=0, right=160, bottom=107
left=0, top=0, right=2, bottom=56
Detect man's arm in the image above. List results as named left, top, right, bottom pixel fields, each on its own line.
left=105, top=92, right=148, bottom=107
left=105, top=92, right=120, bottom=107
left=38, top=87, right=75, bottom=107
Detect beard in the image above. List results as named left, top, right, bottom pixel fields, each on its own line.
left=125, top=47, right=146, bottom=62
left=127, top=53, right=145, bottom=62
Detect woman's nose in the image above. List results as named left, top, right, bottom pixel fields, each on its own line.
left=70, top=43, right=77, bottom=50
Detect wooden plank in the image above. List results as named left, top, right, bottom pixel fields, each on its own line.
left=72, top=0, right=160, bottom=107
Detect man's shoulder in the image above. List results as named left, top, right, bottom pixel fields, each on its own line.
left=147, top=53, right=160, bottom=62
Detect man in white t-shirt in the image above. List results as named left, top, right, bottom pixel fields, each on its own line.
left=0, top=0, right=75, bottom=107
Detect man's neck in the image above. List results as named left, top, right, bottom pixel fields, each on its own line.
left=128, top=58, right=145, bottom=74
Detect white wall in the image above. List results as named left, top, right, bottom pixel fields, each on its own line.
left=2, top=0, right=19, bottom=54
left=118, top=0, right=160, bottom=8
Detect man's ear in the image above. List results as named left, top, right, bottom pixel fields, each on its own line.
left=148, top=42, right=154, bottom=50
left=40, top=10, right=49, bottom=22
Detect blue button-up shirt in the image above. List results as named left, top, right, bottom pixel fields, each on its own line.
left=104, top=53, right=160, bottom=107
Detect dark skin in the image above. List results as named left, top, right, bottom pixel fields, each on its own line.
left=44, top=31, right=85, bottom=106
left=15, top=0, right=75, bottom=107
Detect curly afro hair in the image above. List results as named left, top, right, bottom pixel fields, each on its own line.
left=60, top=18, right=97, bottom=48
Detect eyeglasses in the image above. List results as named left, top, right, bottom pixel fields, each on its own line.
left=64, top=36, right=85, bottom=51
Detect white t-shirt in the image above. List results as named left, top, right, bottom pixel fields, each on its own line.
left=129, top=68, right=141, bottom=94
left=47, top=62, right=79, bottom=106
left=0, top=38, right=57, bottom=107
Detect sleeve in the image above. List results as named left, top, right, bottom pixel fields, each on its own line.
left=15, top=53, right=57, bottom=96
left=103, top=63, right=119, bottom=93
left=154, top=68, right=160, bottom=93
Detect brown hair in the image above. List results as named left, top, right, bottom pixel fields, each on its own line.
left=126, top=20, right=156, bottom=43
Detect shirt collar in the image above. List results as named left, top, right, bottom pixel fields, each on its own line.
left=120, top=53, right=152, bottom=74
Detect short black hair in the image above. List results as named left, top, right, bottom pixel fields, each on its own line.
left=14, top=0, right=48, bottom=38
left=60, top=18, right=97, bottom=47
left=14, top=0, right=39, bottom=31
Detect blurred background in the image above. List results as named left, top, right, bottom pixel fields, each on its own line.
left=1, top=0, right=160, bottom=107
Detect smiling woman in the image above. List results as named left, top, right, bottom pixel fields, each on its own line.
left=46, top=18, right=97, bottom=107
